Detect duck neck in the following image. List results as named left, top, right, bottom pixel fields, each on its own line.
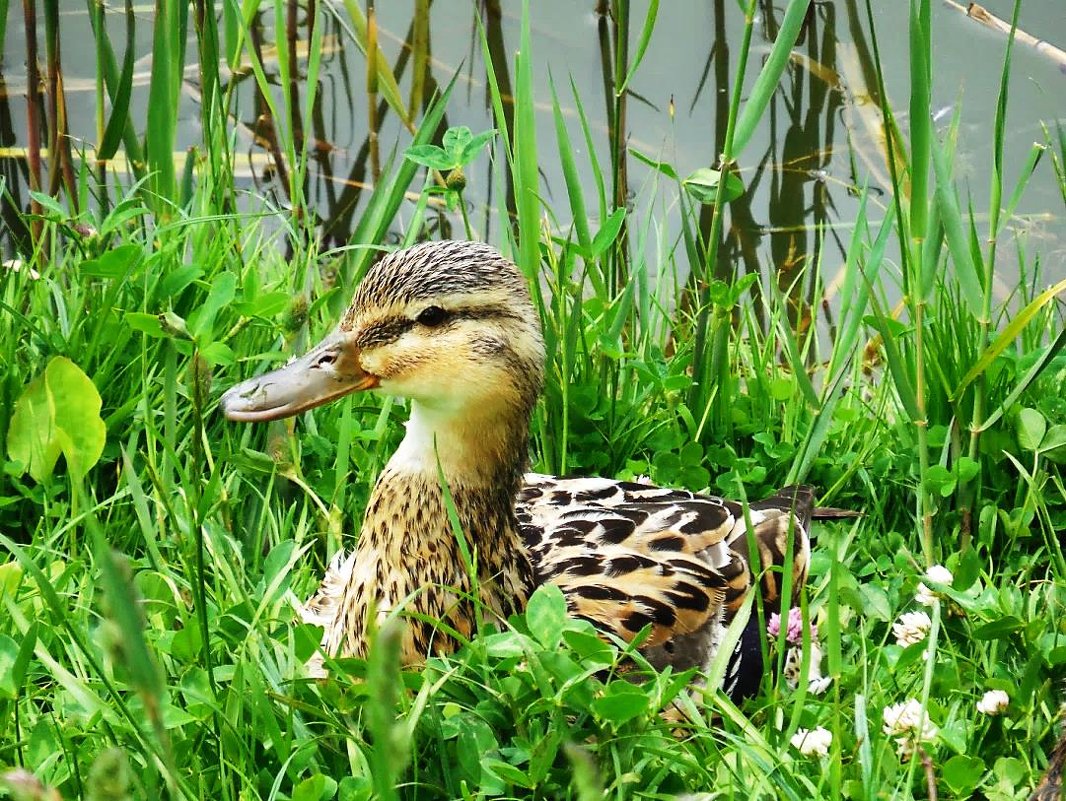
left=340, top=399, right=535, bottom=661
left=389, top=399, right=532, bottom=490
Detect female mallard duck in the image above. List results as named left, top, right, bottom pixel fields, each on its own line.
left=222, top=240, right=820, bottom=700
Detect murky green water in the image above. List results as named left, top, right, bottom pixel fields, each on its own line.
left=0, top=1, right=1062, bottom=290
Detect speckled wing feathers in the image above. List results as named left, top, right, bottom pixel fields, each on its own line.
left=516, top=475, right=812, bottom=670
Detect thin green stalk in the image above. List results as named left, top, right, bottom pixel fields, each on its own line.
left=0, top=0, right=8, bottom=60
left=964, top=1, right=1023, bottom=545
left=187, top=350, right=228, bottom=799
left=913, top=302, right=933, bottom=561
left=864, top=0, right=934, bottom=560
left=366, top=0, right=381, bottom=181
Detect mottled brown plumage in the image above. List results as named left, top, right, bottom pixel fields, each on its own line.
left=221, top=240, right=822, bottom=696
left=1030, top=729, right=1066, bottom=801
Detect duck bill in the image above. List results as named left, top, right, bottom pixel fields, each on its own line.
left=220, top=331, right=379, bottom=423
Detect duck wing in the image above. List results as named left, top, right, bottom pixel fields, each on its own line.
left=515, top=475, right=813, bottom=674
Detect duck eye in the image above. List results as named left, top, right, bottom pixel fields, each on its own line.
left=416, top=306, right=449, bottom=327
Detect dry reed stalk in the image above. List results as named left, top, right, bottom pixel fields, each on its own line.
left=944, top=0, right=1066, bottom=69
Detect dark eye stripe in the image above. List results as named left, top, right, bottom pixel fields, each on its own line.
left=354, top=304, right=524, bottom=348
left=355, top=318, right=414, bottom=348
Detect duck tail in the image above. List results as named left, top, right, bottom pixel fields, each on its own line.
left=1030, top=708, right=1066, bottom=801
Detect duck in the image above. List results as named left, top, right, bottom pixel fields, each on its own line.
left=221, top=239, right=830, bottom=701
left=1030, top=728, right=1065, bottom=801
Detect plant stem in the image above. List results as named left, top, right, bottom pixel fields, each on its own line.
left=22, top=0, right=43, bottom=250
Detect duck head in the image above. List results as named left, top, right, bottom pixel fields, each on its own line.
left=221, top=240, right=546, bottom=479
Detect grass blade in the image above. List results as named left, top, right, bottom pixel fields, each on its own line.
left=98, top=0, right=136, bottom=160
left=513, top=0, right=541, bottom=278
left=615, top=0, right=659, bottom=96
left=907, top=0, right=931, bottom=240
left=931, top=132, right=984, bottom=321
left=977, top=326, right=1066, bottom=432
left=953, top=278, right=1066, bottom=400
left=731, top=0, right=812, bottom=155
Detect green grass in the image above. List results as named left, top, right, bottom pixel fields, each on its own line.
left=1, top=1, right=1065, bottom=800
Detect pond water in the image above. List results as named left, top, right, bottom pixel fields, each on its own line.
left=0, top=1, right=1063, bottom=292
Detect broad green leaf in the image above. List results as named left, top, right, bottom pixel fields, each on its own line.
left=158, top=264, right=203, bottom=298
left=857, top=584, right=891, bottom=622
left=1041, top=424, right=1066, bottom=464
left=79, top=245, right=142, bottom=280
left=0, top=624, right=34, bottom=700
left=292, top=775, right=335, bottom=801
left=1015, top=408, right=1046, bottom=452
left=7, top=357, right=107, bottom=483
left=955, top=456, right=980, bottom=482
left=0, top=561, right=23, bottom=598
left=482, top=631, right=533, bottom=659
left=188, top=272, right=237, bottom=340
left=973, top=616, right=1024, bottom=640
left=124, top=312, right=165, bottom=338
left=28, top=190, right=66, bottom=217
left=954, top=547, right=982, bottom=593
left=338, top=777, right=372, bottom=801
left=591, top=682, right=649, bottom=725
left=0, top=634, right=20, bottom=699
left=682, top=168, right=744, bottom=204
left=442, top=126, right=472, bottom=157
left=233, top=291, right=291, bottom=319
left=925, top=464, right=956, bottom=497
left=525, top=584, right=568, bottom=648
left=483, top=757, right=532, bottom=789
left=404, top=144, right=454, bottom=171
left=588, top=208, right=626, bottom=259
left=199, top=342, right=235, bottom=366
left=458, top=129, right=497, bottom=165
left=562, top=630, right=615, bottom=665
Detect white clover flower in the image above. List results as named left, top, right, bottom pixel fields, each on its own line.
left=791, top=726, right=833, bottom=757
left=883, top=699, right=938, bottom=758
left=915, top=564, right=953, bottom=606
left=926, top=564, right=953, bottom=584
left=892, top=610, right=932, bottom=646
left=976, top=689, right=1009, bottom=716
